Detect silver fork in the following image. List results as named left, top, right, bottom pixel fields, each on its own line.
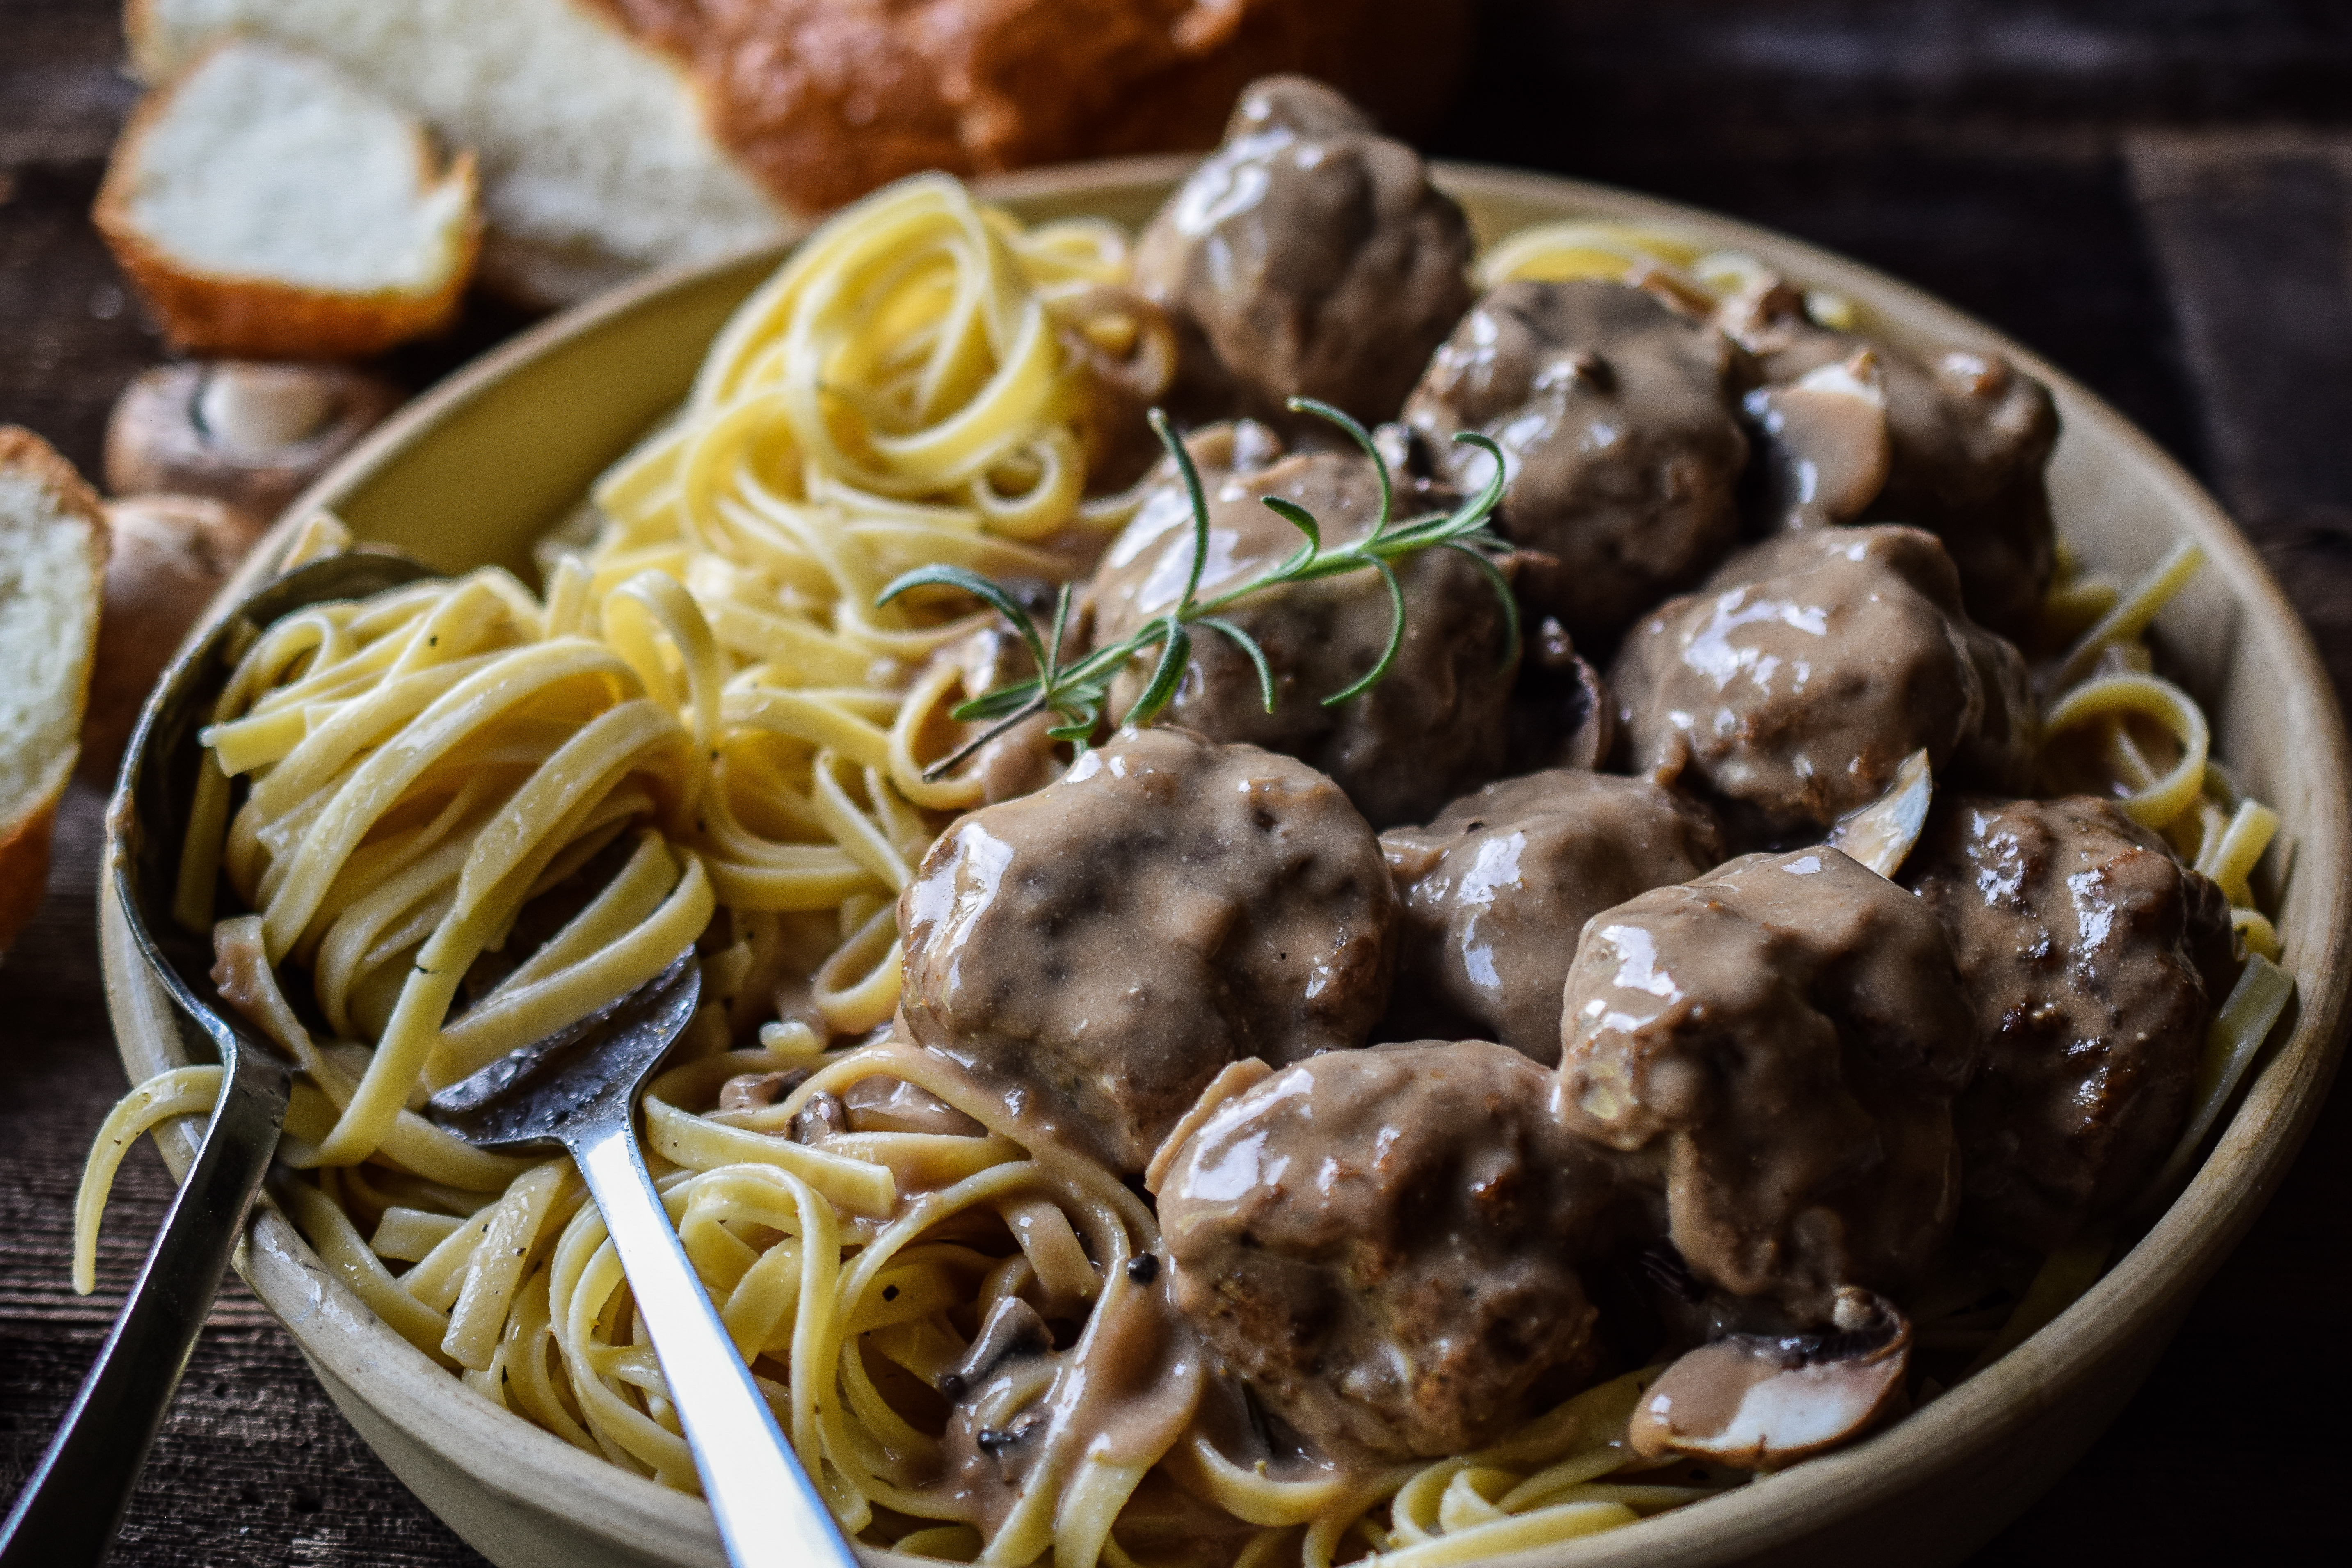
left=426, top=954, right=859, bottom=1568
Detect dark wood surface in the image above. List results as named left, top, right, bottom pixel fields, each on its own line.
left=4, top=2, right=2350, bottom=1562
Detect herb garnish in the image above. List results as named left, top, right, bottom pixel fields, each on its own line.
left=878, top=397, right=1515, bottom=782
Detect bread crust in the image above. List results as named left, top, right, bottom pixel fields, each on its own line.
left=93, top=39, right=482, bottom=359
left=0, top=798, right=59, bottom=956
left=0, top=428, right=107, bottom=954
left=539, top=1, right=1469, bottom=214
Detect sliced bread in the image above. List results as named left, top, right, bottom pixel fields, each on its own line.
left=126, top=0, right=1469, bottom=307
left=95, top=37, right=482, bottom=359
left=0, top=431, right=109, bottom=955
left=126, top=0, right=791, bottom=305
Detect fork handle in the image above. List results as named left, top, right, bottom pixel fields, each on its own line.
left=569, top=1120, right=859, bottom=1568
left=0, top=1039, right=287, bottom=1566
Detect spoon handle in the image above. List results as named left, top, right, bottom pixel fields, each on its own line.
left=0, top=1038, right=287, bottom=1566
left=569, top=1118, right=860, bottom=1568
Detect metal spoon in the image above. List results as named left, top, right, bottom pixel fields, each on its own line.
left=427, top=955, right=859, bottom=1568
left=1, top=550, right=436, bottom=1566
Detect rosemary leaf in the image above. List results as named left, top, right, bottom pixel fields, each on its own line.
left=1126, top=620, right=1194, bottom=727
left=880, top=564, right=1049, bottom=673
left=1197, top=616, right=1280, bottom=714
left=1442, top=539, right=1524, bottom=673
left=1321, top=557, right=1408, bottom=708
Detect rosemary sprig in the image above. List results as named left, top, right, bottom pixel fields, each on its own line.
left=879, top=398, right=1515, bottom=782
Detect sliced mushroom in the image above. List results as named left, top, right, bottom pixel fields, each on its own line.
left=716, top=1067, right=811, bottom=1113
left=105, top=360, right=402, bottom=529
left=1629, top=1287, right=1912, bottom=1470
left=1511, top=612, right=1616, bottom=773
left=1060, top=285, right=1179, bottom=494
left=1744, top=348, right=1892, bottom=529
left=841, top=1074, right=986, bottom=1137
left=790, top=1090, right=848, bottom=1144
left=1826, top=747, right=1934, bottom=879
left=939, top=1296, right=1055, bottom=1403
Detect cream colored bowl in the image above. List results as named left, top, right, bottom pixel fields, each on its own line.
left=101, top=159, right=2352, bottom=1568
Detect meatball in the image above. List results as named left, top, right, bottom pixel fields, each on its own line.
left=1612, top=524, right=2036, bottom=839
left=1558, top=847, right=1979, bottom=1317
left=1403, top=280, right=1753, bottom=647
left=1158, top=1040, right=1629, bottom=1462
left=1092, top=428, right=1517, bottom=828
left=1134, top=76, right=1475, bottom=427
left=1381, top=770, right=1725, bottom=1063
left=1730, top=284, right=2059, bottom=640
left=1906, top=796, right=2238, bottom=1250
left=898, top=726, right=1397, bottom=1173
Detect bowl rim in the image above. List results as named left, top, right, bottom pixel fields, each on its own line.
left=99, top=153, right=2352, bottom=1568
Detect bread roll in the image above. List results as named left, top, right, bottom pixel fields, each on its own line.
left=0, top=430, right=108, bottom=954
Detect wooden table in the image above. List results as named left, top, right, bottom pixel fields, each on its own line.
left=5, top=2, right=2348, bottom=1562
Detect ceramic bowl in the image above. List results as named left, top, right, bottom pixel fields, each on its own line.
left=101, top=158, right=2352, bottom=1568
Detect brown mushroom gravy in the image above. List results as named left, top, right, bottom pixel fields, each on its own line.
left=1402, top=277, right=1753, bottom=649
left=672, top=75, right=2265, bottom=1547
left=898, top=724, right=1398, bottom=1175
left=1381, top=768, right=1725, bottom=1062
left=1135, top=75, right=1475, bottom=429
left=1612, top=524, right=2037, bottom=840
left=1906, top=796, right=2237, bottom=1250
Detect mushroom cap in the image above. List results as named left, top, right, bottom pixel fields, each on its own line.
left=104, top=360, right=402, bottom=530
left=78, top=492, right=265, bottom=784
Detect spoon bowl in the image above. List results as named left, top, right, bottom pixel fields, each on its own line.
left=1, top=549, right=435, bottom=1568
left=112, top=549, right=438, bottom=1027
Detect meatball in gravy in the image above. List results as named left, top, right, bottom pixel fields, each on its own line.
left=1730, top=283, right=2060, bottom=639
left=1159, top=1041, right=1628, bottom=1462
left=1559, top=848, right=1979, bottom=1317
left=898, top=727, right=1397, bottom=1174
left=1403, top=279, right=1753, bottom=647
left=1907, top=796, right=2237, bottom=1250
left=1093, top=427, right=1518, bottom=828
left=1382, top=770, right=1724, bottom=1063
left=1134, top=76, right=1475, bottom=427
left=1613, top=524, right=2036, bottom=838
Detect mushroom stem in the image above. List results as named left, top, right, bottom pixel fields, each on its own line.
left=197, top=361, right=339, bottom=451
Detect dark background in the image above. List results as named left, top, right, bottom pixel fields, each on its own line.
left=5, top=1, right=2350, bottom=1562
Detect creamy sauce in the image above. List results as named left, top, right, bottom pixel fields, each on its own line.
left=1403, top=278, right=1751, bottom=647
left=1907, top=795, right=2235, bottom=1249
left=1135, top=76, right=1474, bottom=427
left=1613, top=524, right=2037, bottom=837
left=1558, top=848, right=1977, bottom=1317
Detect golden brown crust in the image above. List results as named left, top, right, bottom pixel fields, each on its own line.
left=0, top=427, right=107, bottom=954
left=0, top=799, right=58, bottom=955
left=583, top=0, right=1469, bottom=214
left=0, top=425, right=109, bottom=533
left=91, top=43, right=480, bottom=360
